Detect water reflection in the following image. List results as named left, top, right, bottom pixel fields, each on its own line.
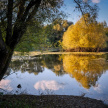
left=10, top=55, right=65, bottom=76
left=41, top=55, right=65, bottom=76
left=10, top=57, right=44, bottom=75
left=63, top=55, right=108, bottom=89
left=94, top=84, right=102, bottom=93
left=34, top=80, right=64, bottom=90
left=0, top=54, right=108, bottom=104
left=9, top=54, right=108, bottom=89
left=0, top=79, right=12, bottom=91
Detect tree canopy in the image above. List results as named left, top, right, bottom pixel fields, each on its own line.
left=62, top=14, right=108, bottom=52
left=0, top=0, right=99, bottom=75
left=0, top=0, right=64, bottom=74
left=15, top=18, right=73, bottom=52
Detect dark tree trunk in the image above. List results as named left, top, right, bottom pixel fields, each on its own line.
left=0, top=48, right=14, bottom=80
left=0, top=0, right=42, bottom=80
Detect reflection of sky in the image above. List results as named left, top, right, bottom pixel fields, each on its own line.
left=86, top=71, right=108, bottom=104
left=3, top=67, right=108, bottom=104
left=34, top=80, right=65, bottom=90
left=94, top=84, right=102, bottom=93
left=0, top=79, right=12, bottom=91
left=3, top=54, right=108, bottom=104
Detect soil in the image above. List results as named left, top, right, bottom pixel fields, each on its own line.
left=0, top=95, right=108, bottom=108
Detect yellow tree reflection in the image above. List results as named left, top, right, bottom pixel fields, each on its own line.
left=63, top=55, right=108, bottom=89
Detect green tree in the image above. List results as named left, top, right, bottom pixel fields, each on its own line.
left=0, top=0, right=63, bottom=77
left=0, top=0, right=98, bottom=78
left=42, top=19, right=73, bottom=49
left=15, top=20, right=45, bottom=52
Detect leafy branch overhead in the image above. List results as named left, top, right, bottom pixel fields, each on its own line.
left=0, top=0, right=64, bottom=49
left=74, top=0, right=98, bottom=19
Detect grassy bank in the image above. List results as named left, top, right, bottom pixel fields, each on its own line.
left=0, top=95, right=107, bottom=108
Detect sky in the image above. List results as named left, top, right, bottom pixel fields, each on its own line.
left=62, top=0, right=108, bottom=25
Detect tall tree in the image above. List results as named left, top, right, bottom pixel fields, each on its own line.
left=0, top=0, right=63, bottom=77
left=0, top=0, right=98, bottom=78
left=62, top=14, right=107, bottom=52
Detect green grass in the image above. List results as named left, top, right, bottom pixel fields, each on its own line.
left=0, top=100, right=31, bottom=108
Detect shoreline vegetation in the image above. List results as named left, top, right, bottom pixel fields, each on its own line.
left=0, top=95, right=107, bottom=108
left=13, top=51, right=108, bottom=57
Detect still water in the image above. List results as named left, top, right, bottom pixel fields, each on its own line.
left=0, top=54, right=108, bottom=104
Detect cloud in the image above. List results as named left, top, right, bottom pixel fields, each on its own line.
left=92, top=0, right=100, bottom=3
left=0, top=80, right=12, bottom=91
left=34, top=80, right=65, bottom=91
left=83, top=0, right=88, bottom=2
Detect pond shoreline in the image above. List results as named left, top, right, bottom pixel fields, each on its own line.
left=0, top=95, right=108, bottom=108
left=8, top=52, right=108, bottom=108
left=14, top=51, right=108, bottom=56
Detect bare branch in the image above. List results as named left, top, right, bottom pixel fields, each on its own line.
left=10, top=0, right=42, bottom=48
left=74, top=0, right=84, bottom=15
left=26, top=1, right=42, bottom=22
left=17, top=0, right=26, bottom=19
left=0, top=28, right=6, bottom=52
left=21, top=0, right=42, bottom=22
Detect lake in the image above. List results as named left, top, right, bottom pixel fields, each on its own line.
left=0, top=54, right=108, bottom=104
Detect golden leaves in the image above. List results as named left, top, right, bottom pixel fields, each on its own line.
left=62, top=14, right=107, bottom=51
left=63, top=55, right=108, bottom=89
left=53, top=24, right=62, bottom=31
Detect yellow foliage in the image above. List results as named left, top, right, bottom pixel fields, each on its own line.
left=62, top=14, right=107, bottom=51
left=63, top=54, right=108, bottom=89
left=62, top=20, right=68, bottom=28
left=53, top=20, right=69, bottom=31
left=54, top=65, right=61, bottom=72
left=53, top=24, right=62, bottom=31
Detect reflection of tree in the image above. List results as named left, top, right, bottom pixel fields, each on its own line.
left=9, top=55, right=65, bottom=76
left=9, top=57, right=44, bottom=75
left=41, top=55, right=65, bottom=76
left=63, top=55, right=108, bottom=89
left=8, top=54, right=108, bottom=87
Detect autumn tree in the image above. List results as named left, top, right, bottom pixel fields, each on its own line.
left=0, top=0, right=98, bottom=78
left=62, top=14, right=107, bottom=52
left=43, top=19, right=73, bottom=48
left=52, top=19, right=72, bottom=47
left=104, top=26, right=108, bottom=49
left=63, top=54, right=108, bottom=89
left=15, top=19, right=71, bottom=52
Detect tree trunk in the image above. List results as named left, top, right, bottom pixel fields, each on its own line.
left=0, top=49, right=14, bottom=80
left=0, top=0, right=42, bottom=80
left=97, top=48, right=99, bottom=52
